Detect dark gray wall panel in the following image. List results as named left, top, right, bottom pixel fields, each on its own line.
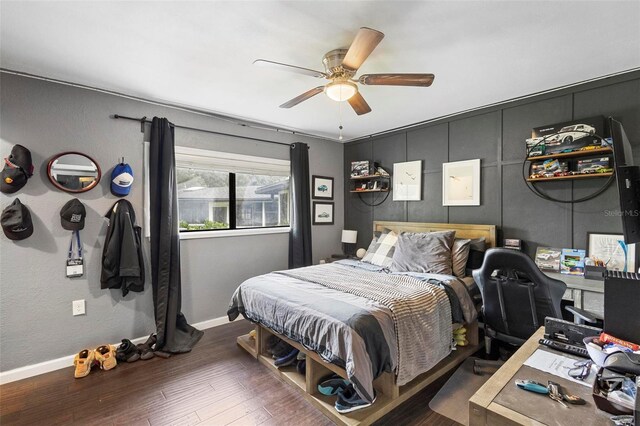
left=449, top=111, right=501, bottom=164
left=572, top=179, right=622, bottom=250
left=502, top=164, right=572, bottom=257
left=344, top=72, right=640, bottom=259
left=448, top=166, right=499, bottom=225
left=407, top=172, right=447, bottom=223
left=344, top=141, right=374, bottom=247
left=407, top=124, right=448, bottom=172
left=502, top=95, right=573, bottom=162
left=373, top=133, right=406, bottom=222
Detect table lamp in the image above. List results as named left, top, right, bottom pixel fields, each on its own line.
left=342, top=230, right=358, bottom=257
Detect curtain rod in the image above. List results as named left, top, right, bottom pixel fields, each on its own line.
left=112, top=114, right=295, bottom=147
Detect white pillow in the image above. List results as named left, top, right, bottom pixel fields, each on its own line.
left=362, top=231, right=398, bottom=268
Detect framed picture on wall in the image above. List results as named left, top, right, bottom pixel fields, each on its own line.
left=393, top=160, right=422, bottom=201
left=312, top=175, right=334, bottom=200
left=313, top=202, right=334, bottom=225
left=442, top=159, right=481, bottom=206
left=587, top=232, right=636, bottom=272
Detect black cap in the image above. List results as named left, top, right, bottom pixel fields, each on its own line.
left=1, top=198, right=34, bottom=240
left=1, top=145, right=34, bottom=194
left=60, top=198, right=86, bottom=231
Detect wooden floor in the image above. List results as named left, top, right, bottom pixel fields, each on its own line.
left=0, top=320, right=460, bottom=426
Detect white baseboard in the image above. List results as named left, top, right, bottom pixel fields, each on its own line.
left=0, top=314, right=242, bottom=385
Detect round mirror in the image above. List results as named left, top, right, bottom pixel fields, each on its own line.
left=47, top=152, right=101, bottom=193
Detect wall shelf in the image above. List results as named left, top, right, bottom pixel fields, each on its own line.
left=350, top=175, right=390, bottom=181
left=526, top=172, right=614, bottom=182
left=349, top=189, right=390, bottom=193
left=527, top=147, right=612, bottom=161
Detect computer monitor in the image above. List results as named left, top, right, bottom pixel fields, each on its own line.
left=609, top=117, right=640, bottom=244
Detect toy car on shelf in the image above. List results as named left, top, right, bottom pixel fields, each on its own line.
left=596, top=167, right=613, bottom=174
left=554, top=171, right=571, bottom=177
left=579, top=145, right=602, bottom=151
left=581, top=164, right=606, bottom=174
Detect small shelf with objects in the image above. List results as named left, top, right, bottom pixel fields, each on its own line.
left=522, top=116, right=618, bottom=203
left=350, top=161, right=392, bottom=206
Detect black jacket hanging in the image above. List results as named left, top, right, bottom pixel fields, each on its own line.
left=101, top=199, right=145, bottom=296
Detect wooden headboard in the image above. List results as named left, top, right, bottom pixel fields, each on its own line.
left=373, top=221, right=497, bottom=248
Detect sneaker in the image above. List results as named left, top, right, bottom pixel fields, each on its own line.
left=274, top=348, right=299, bottom=367
left=73, top=349, right=95, bottom=378
left=116, top=339, right=140, bottom=363
left=137, top=334, right=156, bottom=360
left=334, top=384, right=376, bottom=413
left=271, top=341, right=294, bottom=359
left=94, top=345, right=117, bottom=370
left=317, top=374, right=350, bottom=396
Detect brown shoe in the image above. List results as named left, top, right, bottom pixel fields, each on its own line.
left=73, top=349, right=95, bottom=378
left=95, top=345, right=117, bottom=370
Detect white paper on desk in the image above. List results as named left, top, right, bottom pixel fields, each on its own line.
left=523, top=349, right=596, bottom=387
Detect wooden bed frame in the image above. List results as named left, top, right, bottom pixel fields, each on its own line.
left=236, top=221, right=496, bottom=426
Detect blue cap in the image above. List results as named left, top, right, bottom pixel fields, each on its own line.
left=111, top=163, right=133, bottom=196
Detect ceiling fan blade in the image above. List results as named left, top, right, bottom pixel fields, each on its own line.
left=254, top=59, right=326, bottom=78
left=341, top=27, right=385, bottom=71
left=279, top=86, right=325, bottom=109
left=358, top=73, right=435, bottom=87
left=347, top=92, right=372, bottom=115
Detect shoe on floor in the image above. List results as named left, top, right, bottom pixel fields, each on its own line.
left=116, top=339, right=140, bottom=363
left=318, top=374, right=350, bottom=396
left=95, top=345, right=117, bottom=370
left=296, top=359, right=306, bottom=375
left=274, top=348, right=299, bottom=368
left=73, top=349, right=95, bottom=378
left=271, top=341, right=294, bottom=359
left=335, top=384, right=376, bottom=414
left=137, top=334, right=156, bottom=360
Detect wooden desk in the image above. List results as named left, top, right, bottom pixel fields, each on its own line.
left=545, top=272, right=605, bottom=319
left=469, top=328, right=613, bottom=426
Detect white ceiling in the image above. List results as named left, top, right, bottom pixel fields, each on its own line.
left=1, top=1, right=639, bottom=141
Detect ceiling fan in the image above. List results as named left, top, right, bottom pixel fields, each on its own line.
left=254, top=27, right=434, bottom=116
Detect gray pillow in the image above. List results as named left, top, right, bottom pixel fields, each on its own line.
left=390, top=230, right=456, bottom=274
left=452, top=238, right=472, bottom=278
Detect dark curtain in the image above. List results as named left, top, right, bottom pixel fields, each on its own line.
left=149, top=117, right=203, bottom=353
left=289, top=142, right=313, bottom=268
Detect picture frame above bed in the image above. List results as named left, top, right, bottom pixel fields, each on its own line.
left=442, top=159, right=481, bottom=206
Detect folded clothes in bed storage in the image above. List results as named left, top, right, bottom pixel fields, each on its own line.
left=228, top=261, right=473, bottom=403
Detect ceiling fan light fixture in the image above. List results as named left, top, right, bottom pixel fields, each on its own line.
left=324, top=81, right=358, bottom=102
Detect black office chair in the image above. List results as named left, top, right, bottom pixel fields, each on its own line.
left=472, top=248, right=594, bottom=355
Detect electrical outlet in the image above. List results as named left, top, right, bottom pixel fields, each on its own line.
left=72, top=300, right=85, bottom=316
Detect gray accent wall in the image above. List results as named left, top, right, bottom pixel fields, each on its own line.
left=344, top=71, right=640, bottom=257
left=0, top=73, right=344, bottom=372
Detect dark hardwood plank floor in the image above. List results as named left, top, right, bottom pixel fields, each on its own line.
left=0, top=320, right=460, bottom=426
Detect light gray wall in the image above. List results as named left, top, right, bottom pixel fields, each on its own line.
left=345, top=71, right=640, bottom=258
left=0, top=73, right=343, bottom=372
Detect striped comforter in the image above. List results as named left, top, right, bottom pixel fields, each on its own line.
left=228, top=261, right=471, bottom=402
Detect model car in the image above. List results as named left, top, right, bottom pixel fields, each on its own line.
left=317, top=185, right=328, bottom=192
left=579, top=145, right=601, bottom=151
left=581, top=164, right=606, bottom=174
left=596, top=167, right=613, bottom=173
left=554, top=170, right=571, bottom=177
left=556, top=124, right=596, bottom=143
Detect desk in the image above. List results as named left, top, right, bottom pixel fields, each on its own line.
left=545, top=272, right=605, bottom=319
left=469, top=328, right=612, bottom=425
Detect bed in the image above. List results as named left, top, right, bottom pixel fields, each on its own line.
left=229, top=221, right=496, bottom=426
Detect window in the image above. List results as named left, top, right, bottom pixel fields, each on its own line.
left=175, top=147, right=290, bottom=234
